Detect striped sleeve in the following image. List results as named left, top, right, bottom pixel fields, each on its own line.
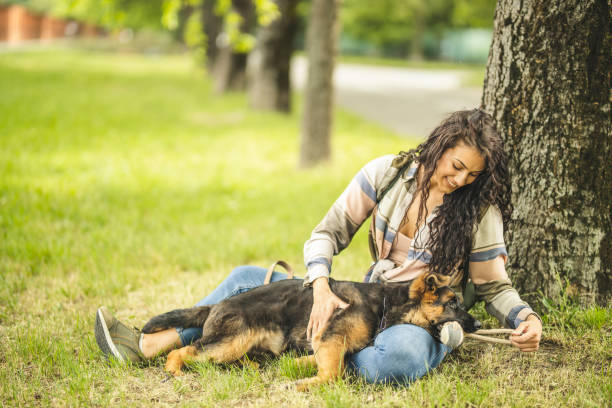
left=303, top=155, right=395, bottom=284
left=469, top=208, right=540, bottom=328
left=469, top=207, right=541, bottom=328
left=475, top=280, right=541, bottom=329
left=470, top=205, right=508, bottom=263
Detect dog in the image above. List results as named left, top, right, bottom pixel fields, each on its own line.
left=142, top=272, right=481, bottom=390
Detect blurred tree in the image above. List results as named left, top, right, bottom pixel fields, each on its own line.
left=166, top=0, right=282, bottom=94
left=450, top=0, right=496, bottom=28
left=200, top=0, right=223, bottom=70
left=24, top=0, right=166, bottom=29
left=341, top=0, right=417, bottom=57
left=247, top=0, right=299, bottom=112
left=340, top=0, right=496, bottom=58
left=299, top=0, right=339, bottom=167
left=21, top=0, right=300, bottom=110
left=209, top=0, right=256, bottom=92
left=482, top=0, right=611, bottom=304
left=167, top=1, right=195, bottom=43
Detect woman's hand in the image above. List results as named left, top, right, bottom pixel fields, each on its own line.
left=307, top=278, right=350, bottom=341
left=509, top=314, right=542, bottom=352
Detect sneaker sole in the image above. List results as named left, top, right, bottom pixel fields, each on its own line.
left=95, top=307, right=125, bottom=362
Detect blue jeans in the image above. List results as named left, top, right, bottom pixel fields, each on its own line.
left=176, top=265, right=451, bottom=384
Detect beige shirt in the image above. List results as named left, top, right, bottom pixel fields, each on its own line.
left=303, top=154, right=536, bottom=329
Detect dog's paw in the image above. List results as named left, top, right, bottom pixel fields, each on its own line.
left=164, top=363, right=184, bottom=377
left=164, top=350, right=185, bottom=377
left=166, top=367, right=184, bottom=377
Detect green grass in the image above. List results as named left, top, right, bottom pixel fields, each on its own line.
left=1, top=48, right=610, bottom=407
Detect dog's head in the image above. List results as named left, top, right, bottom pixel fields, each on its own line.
left=403, top=272, right=481, bottom=339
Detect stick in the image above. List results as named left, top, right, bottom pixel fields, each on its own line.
left=465, top=333, right=512, bottom=345
left=474, top=328, right=514, bottom=335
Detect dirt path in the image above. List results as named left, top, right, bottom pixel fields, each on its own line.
left=292, top=56, right=482, bottom=138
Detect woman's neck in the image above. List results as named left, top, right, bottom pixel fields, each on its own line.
left=416, top=164, right=445, bottom=202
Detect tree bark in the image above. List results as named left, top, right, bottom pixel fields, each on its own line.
left=299, top=0, right=340, bottom=167
left=247, top=0, right=300, bottom=113
left=211, top=0, right=256, bottom=93
left=212, top=48, right=249, bottom=92
left=482, top=0, right=611, bottom=304
left=201, top=0, right=223, bottom=71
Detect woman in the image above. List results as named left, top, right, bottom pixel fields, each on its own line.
left=96, top=109, right=542, bottom=384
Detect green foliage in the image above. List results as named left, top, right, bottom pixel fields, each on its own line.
left=215, top=0, right=279, bottom=53
left=183, top=9, right=206, bottom=62
left=161, top=0, right=183, bottom=30
left=451, top=0, right=497, bottom=28
left=160, top=0, right=279, bottom=55
left=223, top=8, right=256, bottom=53
left=340, top=0, right=497, bottom=57
left=341, top=0, right=425, bottom=49
left=539, top=274, right=612, bottom=333
left=254, top=0, right=280, bottom=26
left=15, top=0, right=166, bottom=29
left=2, top=0, right=50, bottom=13
left=14, top=0, right=280, bottom=52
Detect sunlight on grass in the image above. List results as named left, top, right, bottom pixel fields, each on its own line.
left=0, top=48, right=610, bottom=407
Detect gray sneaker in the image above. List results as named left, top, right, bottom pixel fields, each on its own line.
left=95, top=307, right=144, bottom=363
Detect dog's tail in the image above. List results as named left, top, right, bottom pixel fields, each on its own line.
left=142, top=306, right=211, bottom=334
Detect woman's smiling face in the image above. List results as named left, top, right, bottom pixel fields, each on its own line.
left=430, top=142, right=486, bottom=194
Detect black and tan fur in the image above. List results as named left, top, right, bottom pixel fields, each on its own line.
left=142, top=272, right=480, bottom=390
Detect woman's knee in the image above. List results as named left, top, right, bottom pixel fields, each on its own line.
left=228, top=265, right=290, bottom=286
left=359, top=325, right=449, bottom=384
left=226, top=265, right=268, bottom=287
left=195, top=265, right=267, bottom=306
left=228, top=265, right=263, bottom=280
left=379, top=325, right=439, bottom=361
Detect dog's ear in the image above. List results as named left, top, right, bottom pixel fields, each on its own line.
left=410, top=272, right=448, bottom=299
left=424, top=273, right=451, bottom=291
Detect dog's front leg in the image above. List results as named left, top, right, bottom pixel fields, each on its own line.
left=295, top=338, right=346, bottom=391
left=165, top=345, right=197, bottom=376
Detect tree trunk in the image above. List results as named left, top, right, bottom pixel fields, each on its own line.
left=201, top=0, right=223, bottom=71
left=247, top=0, right=299, bottom=113
left=409, top=7, right=425, bottom=60
left=482, top=0, right=611, bottom=304
left=299, top=0, right=340, bottom=167
left=213, top=48, right=249, bottom=92
left=211, top=0, right=256, bottom=93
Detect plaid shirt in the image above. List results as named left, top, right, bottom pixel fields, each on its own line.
left=304, top=155, right=537, bottom=329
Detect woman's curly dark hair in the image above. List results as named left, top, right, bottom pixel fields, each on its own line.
left=403, top=109, right=513, bottom=276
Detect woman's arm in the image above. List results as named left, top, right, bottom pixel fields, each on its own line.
left=303, top=155, right=395, bottom=284
left=468, top=206, right=542, bottom=352
left=307, top=277, right=349, bottom=341
left=470, top=256, right=542, bottom=352
left=303, top=155, right=396, bottom=339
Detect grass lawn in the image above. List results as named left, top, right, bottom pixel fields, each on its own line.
left=0, top=48, right=610, bottom=407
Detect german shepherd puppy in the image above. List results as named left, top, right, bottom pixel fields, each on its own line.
left=143, top=272, right=480, bottom=390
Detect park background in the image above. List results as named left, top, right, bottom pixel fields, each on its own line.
left=1, top=0, right=610, bottom=406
